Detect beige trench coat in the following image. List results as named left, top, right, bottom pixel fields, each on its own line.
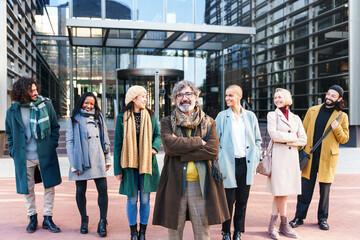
left=266, top=108, right=307, bottom=196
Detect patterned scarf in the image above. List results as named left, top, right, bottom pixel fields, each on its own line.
left=20, top=95, right=50, bottom=140
left=121, top=109, right=153, bottom=175
left=170, top=106, right=211, bottom=138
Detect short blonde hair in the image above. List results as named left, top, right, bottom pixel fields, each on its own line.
left=226, top=85, right=243, bottom=96
left=274, top=88, right=293, bottom=106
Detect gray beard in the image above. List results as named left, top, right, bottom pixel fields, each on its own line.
left=177, top=101, right=195, bottom=113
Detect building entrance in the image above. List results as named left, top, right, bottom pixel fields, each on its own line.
left=116, top=68, right=184, bottom=121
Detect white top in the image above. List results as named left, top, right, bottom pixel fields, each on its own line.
left=231, top=109, right=246, bottom=158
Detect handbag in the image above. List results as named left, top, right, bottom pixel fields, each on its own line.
left=257, top=139, right=273, bottom=176
left=299, top=112, right=343, bottom=170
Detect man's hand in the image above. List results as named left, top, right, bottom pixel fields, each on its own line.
left=202, top=140, right=207, bottom=145
left=172, top=133, right=176, bottom=137
left=115, top=174, right=123, bottom=181
left=331, top=120, right=339, bottom=129
left=74, top=170, right=79, bottom=176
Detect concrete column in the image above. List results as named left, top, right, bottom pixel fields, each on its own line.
left=349, top=0, right=360, bottom=147
left=0, top=0, right=7, bottom=156
left=349, top=0, right=360, bottom=125
left=0, top=0, right=7, bottom=131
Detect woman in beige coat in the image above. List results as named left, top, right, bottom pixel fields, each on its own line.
left=266, top=88, right=307, bottom=239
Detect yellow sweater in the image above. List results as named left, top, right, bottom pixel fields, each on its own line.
left=185, top=128, right=199, bottom=181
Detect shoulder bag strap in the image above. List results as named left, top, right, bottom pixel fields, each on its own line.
left=309, top=112, right=343, bottom=154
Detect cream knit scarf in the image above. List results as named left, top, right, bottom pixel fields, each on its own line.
left=121, top=109, right=153, bottom=175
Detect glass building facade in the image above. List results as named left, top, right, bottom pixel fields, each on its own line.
left=2, top=0, right=359, bottom=147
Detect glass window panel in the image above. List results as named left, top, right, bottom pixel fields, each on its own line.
left=292, top=10, right=308, bottom=26
left=137, top=0, right=163, bottom=22
left=271, top=20, right=286, bottom=34
left=242, top=4, right=250, bottom=14
left=106, top=0, right=132, bottom=20
left=76, top=27, right=91, bottom=37
left=292, top=25, right=308, bottom=40
left=256, top=17, right=267, bottom=28
left=272, top=8, right=284, bottom=21
left=73, top=0, right=101, bottom=18
left=256, top=41, right=267, bottom=52
left=272, top=0, right=285, bottom=8
left=196, top=0, right=206, bottom=24
left=293, top=39, right=309, bottom=54
left=256, top=5, right=268, bottom=18
left=272, top=45, right=286, bottom=59
left=167, top=0, right=193, bottom=23
left=291, top=0, right=309, bottom=11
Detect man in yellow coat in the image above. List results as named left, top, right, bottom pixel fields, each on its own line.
left=289, top=85, right=349, bottom=231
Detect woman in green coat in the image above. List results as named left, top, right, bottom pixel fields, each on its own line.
left=113, top=86, right=161, bottom=240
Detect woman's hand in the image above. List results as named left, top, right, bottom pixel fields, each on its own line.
left=115, top=174, right=123, bottom=181
left=105, top=165, right=111, bottom=171
left=152, top=149, right=158, bottom=155
left=74, top=170, right=79, bottom=176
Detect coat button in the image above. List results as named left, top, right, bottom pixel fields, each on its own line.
left=246, top=146, right=249, bottom=149
left=22, top=147, right=24, bottom=149
left=247, top=160, right=250, bottom=163
left=288, top=130, right=291, bottom=133
left=288, top=147, right=291, bottom=150
left=96, top=136, right=99, bottom=138
left=183, top=167, right=186, bottom=170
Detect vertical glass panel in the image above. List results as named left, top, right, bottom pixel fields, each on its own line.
left=137, top=0, right=163, bottom=22
left=35, top=0, right=69, bottom=36
left=167, top=0, right=193, bottom=23
left=106, top=0, right=132, bottom=20
left=195, top=0, right=206, bottom=24
left=73, top=0, right=101, bottom=18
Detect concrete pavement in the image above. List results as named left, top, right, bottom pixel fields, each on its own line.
left=1, top=147, right=360, bottom=239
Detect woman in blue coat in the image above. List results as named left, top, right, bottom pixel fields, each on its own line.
left=113, top=86, right=161, bottom=240
left=66, top=92, right=111, bottom=237
left=215, top=85, right=262, bottom=240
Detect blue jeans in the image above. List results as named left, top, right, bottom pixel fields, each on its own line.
left=126, top=169, right=150, bottom=226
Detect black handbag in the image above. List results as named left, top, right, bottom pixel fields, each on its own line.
left=299, top=112, right=343, bottom=170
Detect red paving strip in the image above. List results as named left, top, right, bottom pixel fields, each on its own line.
left=0, top=174, right=359, bottom=240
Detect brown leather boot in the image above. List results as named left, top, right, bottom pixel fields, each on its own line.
left=268, top=215, right=279, bottom=239
left=279, top=216, right=298, bottom=238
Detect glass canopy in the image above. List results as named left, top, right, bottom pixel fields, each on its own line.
left=66, top=19, right=256, bottom=50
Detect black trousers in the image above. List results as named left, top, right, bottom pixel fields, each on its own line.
left=75, top=177, right=108, bottom=219
left=295, top=156, right=331, bottom=221
left=222, top=158, right=251, bottom=233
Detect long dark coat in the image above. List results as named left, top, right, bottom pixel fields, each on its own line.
left=152, top=116, right=230, bottom=230
left=5, top=101, right=62, bottom=194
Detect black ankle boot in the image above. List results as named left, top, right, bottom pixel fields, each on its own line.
left=80, top=216, right=89, bottom=234
left=26, top=213, right=38, bottom=233
left=130, top=224, right=138, bottom=240
left=139, top=224, right=147, bottom=240
left=97, top=218, right=107, bottom=237
left=42, top=215, right=60, bottom=233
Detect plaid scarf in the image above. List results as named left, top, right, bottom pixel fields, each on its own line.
left=20, top=95, right=51, bottom=140
left=170, top=106, right=211, bottom=138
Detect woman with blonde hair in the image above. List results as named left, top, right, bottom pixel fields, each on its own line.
left=113, top=86, right=161, bottom=240
left=266, top=88, right=307, bottom=239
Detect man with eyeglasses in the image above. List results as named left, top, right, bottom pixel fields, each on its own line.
left=153, top=80, right=229, bottom=240
left=289, top=85, right=349, bottom=231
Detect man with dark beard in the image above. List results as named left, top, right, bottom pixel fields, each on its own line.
left=289, top=85, right=349, bottom=231
left=153, top=80, right=229, bottom=240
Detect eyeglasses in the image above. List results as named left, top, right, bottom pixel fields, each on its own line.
left=326, top=92, right=338, bottom=99
left=176, top=92, right=195, bottom=100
